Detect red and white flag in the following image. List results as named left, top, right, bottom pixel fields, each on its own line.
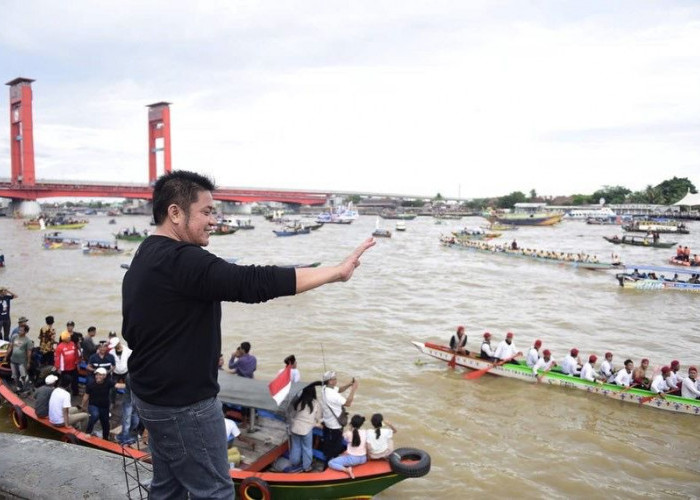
left=268, top=364, right=292, bottom=405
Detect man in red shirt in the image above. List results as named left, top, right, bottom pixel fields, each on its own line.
left=54, top=331, right=80, bottom=396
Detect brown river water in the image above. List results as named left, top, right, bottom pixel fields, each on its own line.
left=0, top=213, right=699, bottom=499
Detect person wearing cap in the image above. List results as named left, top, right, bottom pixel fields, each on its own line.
left=5, top=323, right=34, bottom=391
left=0, top=287, right=18, bottom=342
left=35, top=373, right=58, bottom=418
left=533, top=349, right=557, bottom=382
left=111, top=337, right=131, bottom=382
left=613, top=359, right=635, bottom=388
left=667, top=360, right=683, bottom=392
left=493, top=332, right=521, bottom=363
left=561, top=348, right=582, bottom=376
left=9, top=315, right=29, bottom=343
left=632, top=358, right=651, bottom=390
left=121, top=170, right=374, bottom=499
left=228, top=341, right=257, bottom=378
left=87, top=341, right=116, bottom=379
left=321, top=370, right=359, bottom=463
left=600, top=352, right=615, bottom=383
left=449, top=326, right=469, bottom=355
left=81, top=326, right=98, bottom=362
left=526, top=339, right=543, bottom=368
left=580, top=355, right=601, bottom=383
left=681, top=367, right=700, bottom=399
left=48, top=373, right=88, bottom=430
left=54, top=330, right=81, bottom=396
left=81, top=366, right=125, bottom=439
left=38, top=315, right=57, bottom=366
left=480, top=332, right=496, bottom=361
left=649, top=366, right=674, bottom=397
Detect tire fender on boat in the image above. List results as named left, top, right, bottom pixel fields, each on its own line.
left=11, top=404, right=28, bottom=430
left=61, top=433, right=79, bottom=445
left=389, top=447, right=431, bottom=478
left=239, top=476, right=271, bottom=500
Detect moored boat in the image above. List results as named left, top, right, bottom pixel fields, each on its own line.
left=603, top=235, right=676, bottom=249
left=411, top=341, right=700, bottom=416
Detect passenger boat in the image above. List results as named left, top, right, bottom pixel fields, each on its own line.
left=379, top=210, right=416, bottom=220
left=42, top=232, right=82, bottom=250
left=411, top=341, right=700, bottom=416
left=114, top=229, right=149, bottom=242
left=316, top=204, right=358, bottom=224
left=586, top=216, right=621, bottom=225
left=622, top=220, right=690, bottom=234
left=24, top=217, right=89, bottom=230
left=563, top=207, right=617, bottom=221
left=452, top=227, right=501, bottom=240
left=273, top=225, right=311, bottom=236
left=372, top=218, right=392, bottom=238
left=211, top=222, right=241, bottom=236
left=615, top=265, right=700, bottom=292
left=440, top=236, right=623, bottom=270
left=82, top=240, right=127, bottom=256
left=603, top=236, right=677, bottom=249
left=487, top=203, right=563, bottom=226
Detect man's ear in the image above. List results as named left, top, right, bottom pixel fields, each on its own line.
left=167, top=203, right=183, bottom=224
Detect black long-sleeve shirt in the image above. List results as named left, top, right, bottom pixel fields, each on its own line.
left=122, top=236, right=296, bottom=406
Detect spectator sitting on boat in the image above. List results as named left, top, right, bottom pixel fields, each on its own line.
left=580, top=355, right=601, bottom=383
left=321, top=370, right=359, bottom=463
left=38, top=315, right=56, bottom=366
left=600, top=352, right=615, bottom=383
left=228, top=341, right=257, bottom=378
left=480, top=332, right=496, bottom=361
left=526, top=339, right=542, bottom=368
left=328, top=414, right=367, bottom=479
left=48, top=373, right=88, bottom=430
left=493, top=332, right=521, bottom=363
left=287, top=381, right=323, bottom=472
left=649, top=366, right=674, bottom=398
left=533, top=349, right=556, bottom=382
left=279, top=354, right=301, bottom=383
left=366, top=413, right=397, bottom=460
left=449, top=326, right=469, bottom=355
left=680, top=366, right=700, bottom=399
left=613, top=359, right=634, bottom=388
left=561, top=348, right=582, bottom=376
left=82, top=367, right=125, bottom=439
left=632, top=358, right=651, bottom=390
left=35, top=373, right=58, bottom=418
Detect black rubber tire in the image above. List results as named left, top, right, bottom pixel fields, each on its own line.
left=61, top=433, right=79, bottom=444
left=389, top=447, right=431, bottom=478
left=239, top=476, right=271, bottom=500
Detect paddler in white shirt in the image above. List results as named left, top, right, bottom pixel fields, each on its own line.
left=493, top=332, right=521, bottom=363
left=561, top=348, right=582, bottom=376
left=579, top=355, right=601, bottom=382
left=526, top=339, right=542, bottom=368
left=480, top=332, right=496, bottom=361
left=667, top=360, right=683, bottom=393
left=649, top=366, right=674, bottom=397
left=599, top=352, right=615, bottom=383
left=613, top=359, right=634, bottom=387
left=533, top=349, right=557, bottom=383
left=680, top=366, right=700, bottom=399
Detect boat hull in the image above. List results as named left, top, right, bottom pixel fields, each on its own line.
left=492, top=213, right=563, bottom=226
left=603, top=236, right=676, bottom=248
left=412, top=342, right=700, bottom=415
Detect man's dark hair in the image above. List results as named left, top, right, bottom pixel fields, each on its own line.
left=152, top=170, right=216, bottom=225
left=45, top=315, right=54, bottom=325
left=59, top=373, right=72, bottom=389
left=87, top=326, right=96, bottom=333
left=240, top=341, right=251, bottom=354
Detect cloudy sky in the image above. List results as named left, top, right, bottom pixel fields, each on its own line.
left=0, top=1, right=699, bottom=199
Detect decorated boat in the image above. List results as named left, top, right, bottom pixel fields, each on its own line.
left=42, top=232, right=82, bottom=250
left=412, top=341, right=700, bottom=416
left=603, top=236, right=677, bottom=249
left=616, top=265, right=700, bottom=292
left=440, top=236, right=623, bottom=270
left=0, top=369, right=430, bottom=499
left=622, top=220, right=690, bottom=234
left=24, top=217, right=88, bottom=231
left=82, top=240, right=127, bottom=256
left=487, top=203, right=563, bottom=226
left=273, top=225, right=311, bottom=236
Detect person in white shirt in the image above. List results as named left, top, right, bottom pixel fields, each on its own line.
left=650, top=366, right=674, bottom=396
left=580, top=355, right=600, bottom=382
left=667, top=360, right=683, bottom=392
left=48, top=373, right=88, bottom=430
left=526, top=340, right=542, bottom=368
left=493, top=332, right=520, bottom=362
left=480, top=332, right=496, bottom=361
left=599, top=352, right=615, bottom=383
left=561, top=348, right=582, bottom=376
left=321, top=370, right=359, bottom=463
left=449, top=326, right=469, bottom=355
left=278, top=354, right=301, bottom=383
left=533, top=349, right=557, bottom=382
left=366, top=413, right=397, bottom=460
left=613, top=359, right=634, bottom=387
left=680, top=366, right=700, bottom=399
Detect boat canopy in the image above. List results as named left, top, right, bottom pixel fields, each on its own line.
left=217, top=373, right=309, bottom=413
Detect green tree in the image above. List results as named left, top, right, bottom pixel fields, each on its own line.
left=571, top=194, right=591, bottom=205
left=497, top=191, right=527, bottom=209
left=655, top=177, right=696, bottom=204
left=590, top=186, right=631, bottom=205
left=529, top=189, right=537, bottom=201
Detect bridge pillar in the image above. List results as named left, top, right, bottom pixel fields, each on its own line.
left=5, top=78, right=36, bottom=187
left=147, top=102, right=172, bottom=184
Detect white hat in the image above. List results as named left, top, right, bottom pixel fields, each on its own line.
left=108, top=337, right=120, bottom=349
left=323, top=370, right=336, bottom=382
left=44, top=374, right=58, bottom=385
left=95, top=367, right=108, bottom=376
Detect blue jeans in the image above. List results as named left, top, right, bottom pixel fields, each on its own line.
left=289, top=431, right=313, bottom=470
left=328, top=453, right=367, bottom=470
left=132, top=393, right=233, bottom=500
left=86, top=404, right=110, bottom=439
left=118, top=384, right=139, bottom=444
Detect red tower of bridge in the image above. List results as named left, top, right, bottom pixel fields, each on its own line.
left=6, top=77, right=36, bottom=187
left=147, top=101, right=172, bottom=184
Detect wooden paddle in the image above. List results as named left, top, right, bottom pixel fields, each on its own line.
left=464, top=353, right=522, bottom=380
left=639, top=394, right=662, bottom=404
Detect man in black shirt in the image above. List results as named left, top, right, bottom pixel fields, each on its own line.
left=122, top=170, right=374, bottom=499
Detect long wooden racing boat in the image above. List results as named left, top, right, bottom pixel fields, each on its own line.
left=412, top=341, right=700, bottom=416
left=440, top=236, right=623, bottom=270
left=0, top=366, right=430, bottom=499
left=603, top=236, right=677, bottom=249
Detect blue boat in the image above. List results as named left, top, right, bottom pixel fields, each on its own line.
left=272, top=226, right=311, bottom=237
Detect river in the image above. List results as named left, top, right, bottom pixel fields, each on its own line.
left=0, top=213, right=698, bottom=498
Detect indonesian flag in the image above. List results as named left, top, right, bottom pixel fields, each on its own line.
left=268, top=364, right=292, bottom=405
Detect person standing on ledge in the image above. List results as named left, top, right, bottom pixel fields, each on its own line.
left=122, top=170, right=375, bottom=500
